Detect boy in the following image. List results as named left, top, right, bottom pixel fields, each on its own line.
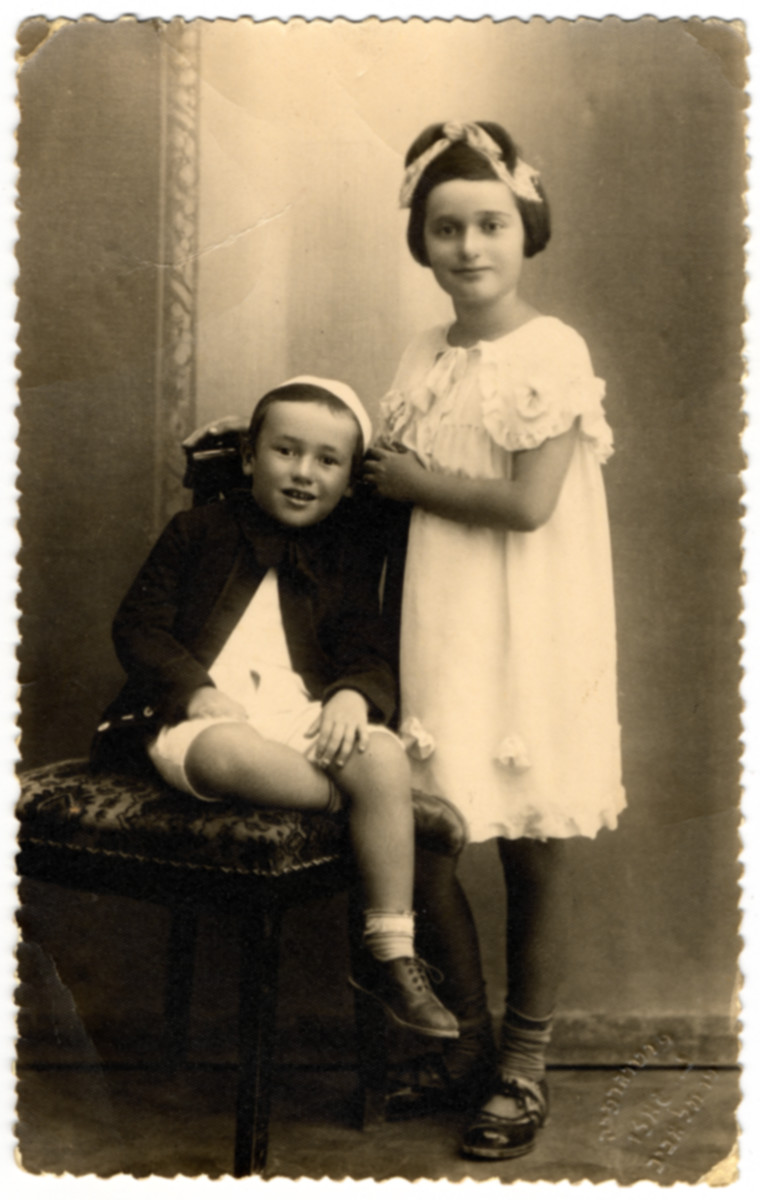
left=92, top=376, right=458, bottom=1040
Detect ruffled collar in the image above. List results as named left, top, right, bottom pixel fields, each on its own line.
left=438, top=313, right=551, bottom=357
left=381, top=326, right=512, bottom=432
left=422, top=316, right=554, bottom=402
left=380, top=315, right=613, bottom=464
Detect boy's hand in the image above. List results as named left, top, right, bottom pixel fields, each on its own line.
left=363, top=446, right=426, bottom=503
left=182, top=414, right=247, bottom=449
left=307, top=689, right=370, bottom=769
left=185, top=686, right=248, bottom=722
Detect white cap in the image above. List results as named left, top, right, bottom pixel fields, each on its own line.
left=264, top=375, right=372, bottom=450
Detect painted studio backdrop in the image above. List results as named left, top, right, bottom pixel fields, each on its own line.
left=17, top=18, right=743, bottom=1082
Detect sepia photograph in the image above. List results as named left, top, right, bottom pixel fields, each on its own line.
left=11, top=10, right=746, bottom=1184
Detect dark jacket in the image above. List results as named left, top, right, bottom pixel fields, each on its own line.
left=91, top=489, right=407, bottom=773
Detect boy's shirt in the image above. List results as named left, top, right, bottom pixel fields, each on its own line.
left=92, top=489, right=397, bottom=773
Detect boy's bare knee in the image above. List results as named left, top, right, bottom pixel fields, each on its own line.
left=367, top=730, right=409, bottom=770
left=341, top=731, right=410, bottom=793
left=185, top=721, right=259, bottom=797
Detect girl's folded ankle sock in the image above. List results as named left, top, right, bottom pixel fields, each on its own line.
left=498, top=1004, right=554, bottom=1082
left=363, top=909, right=415, bottom=962
left=324, top=777, right=344, bottom=814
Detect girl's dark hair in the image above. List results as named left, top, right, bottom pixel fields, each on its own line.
left=405, top=121, right=551, bottom=265
left=246, top=383, right=365, bottom=482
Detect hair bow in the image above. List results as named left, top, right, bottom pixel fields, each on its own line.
left=399, top=120, right=542, bottom=208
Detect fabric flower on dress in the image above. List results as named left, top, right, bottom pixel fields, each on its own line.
left=380, top=347, right=467, bottom=453
left=480, top=360, right=614, bottom=462
left=400, top=717, right=437, bottom=761
left=574, top=378, right=614, bottom=463
left=380, top=381, right=437, bottom=439
left=514, top=384, right=549, bottom=422
left=379, top=389, right=412, bottom=437
left=496, top=735, right=532, bottom=772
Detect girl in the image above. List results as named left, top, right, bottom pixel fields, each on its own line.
left=362, top=120, right=626, bottom=1160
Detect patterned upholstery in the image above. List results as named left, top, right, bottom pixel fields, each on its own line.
left=17, top=760, right=348, bottom=879
left=16, top=759, right=467, bottom=880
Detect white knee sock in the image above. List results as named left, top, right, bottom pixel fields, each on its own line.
left=363, top=909, right=415, bottom=961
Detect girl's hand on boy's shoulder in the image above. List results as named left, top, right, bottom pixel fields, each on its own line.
left=185, top=686, right=248, bottom=722
left=363, top=445, right=426, bottom=504
left=182, top=414, right=248, bottom=448
left=308, top=689, right=369, bottom=770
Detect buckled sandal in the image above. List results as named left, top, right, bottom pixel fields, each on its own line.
left=460, top=1074, right=549, bottom=1160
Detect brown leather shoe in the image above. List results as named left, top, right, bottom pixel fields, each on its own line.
left=386, top=1015, right=496, bottom=1116
left=349, top=956, right=460, bottom=1039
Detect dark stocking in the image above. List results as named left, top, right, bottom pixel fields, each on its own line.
left=478, top=837, right=573, bottom=1119
left=498, top=836, right=573, bottom=1018
left=413, top=845, right=488, bottom=1023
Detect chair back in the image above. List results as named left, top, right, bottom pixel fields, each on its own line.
left=182, top=430, right=247, bottom=505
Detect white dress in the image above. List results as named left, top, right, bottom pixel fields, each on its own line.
left=380, top=315, right=626, bottom=843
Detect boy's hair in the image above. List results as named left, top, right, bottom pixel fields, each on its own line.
left=246, top=382, right=366, bottom=482
left=405, top=120, right=551, bottom=265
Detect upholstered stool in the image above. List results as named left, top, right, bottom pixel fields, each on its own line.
left=16, top=758, right=466, bottom=1175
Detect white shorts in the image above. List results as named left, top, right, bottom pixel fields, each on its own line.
left=148, top=706, right=402, bottom=802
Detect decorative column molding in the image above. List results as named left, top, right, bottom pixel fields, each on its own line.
left=154, top=19, right=201, bottom=532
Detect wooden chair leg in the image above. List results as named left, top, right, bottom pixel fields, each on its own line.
left=234, top=902, right=282, bottom=1177
left=162, top=905, right=198, bottom=1068
left=348, top=889, right=388, bottom=1129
